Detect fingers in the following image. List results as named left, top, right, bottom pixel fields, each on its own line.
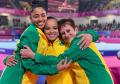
left=82, top=40, right=90, bottom=49
left=76, top=34, right=84, bottom=38
left=6, top=62, right=13, bottom=66
left=59, top=59, right=65, bottom=64
left=20, top=47, right=35, bottom=59
left=61, top=58, right=72, bottom=69
left=10, top=58, right=18, bottom=64
left=57, top=59, right=64, bottom=71
left=6, top=61, right=16, bottom=66
left=77, top=37, right=84, bottom=46
left=6, top=56, right=18, bottom=66
left=64, top=60, right=72, bottom=69
left=77, top=37, right=87, bottom=49
left=77, top=34, right=92, bottom=50
left=80, top=39, right=89, bottom=50
left=67, top=60, right=72, bottom=64
left=57, top=58, right=73, bottom=71
left=64, top=57, right=67, bottom=65
left=20, top=49, right=28, bottom=56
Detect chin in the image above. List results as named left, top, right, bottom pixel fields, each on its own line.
left=39, top=26, right=44, bottom=29
left=48, top=38, right=55, bottom=41
left=64, top=41, right=69, bottom=44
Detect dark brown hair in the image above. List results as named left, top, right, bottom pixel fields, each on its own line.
left=30, top=5, right=47, bottom=16
left=47, top=16, right=57, bottom=21
left=58, top=18, right=76, bottom=41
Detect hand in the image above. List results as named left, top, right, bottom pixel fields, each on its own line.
left=77, top=34, right=92, bottom=50
left=57, top=58, right=72, bottom=71
left=6, top=55, right=18, bottom=66
left=20, top=46, right=35, bottom=59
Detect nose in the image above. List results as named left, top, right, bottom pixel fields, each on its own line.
left=38, top=18, right=42, bottom=21
left=64, top=32, right=69, bottom=38
left=49, top=28, right=55, bottom=33
left=65, top=32, right=69, bottom=36
left=38, top=16, right=43, bottom=21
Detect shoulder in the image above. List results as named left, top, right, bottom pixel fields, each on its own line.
left=20, top=23, right=39, bottom=41
left=24, top=23, right=37, bottom=34
left=21, top=23, right=39, bottom=37
left=76, top=31, right=86, bottom=35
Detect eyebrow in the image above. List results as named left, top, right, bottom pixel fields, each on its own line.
left=33, top=12, right=46, bottom=15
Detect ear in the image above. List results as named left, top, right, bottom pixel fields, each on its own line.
left=75, top=27, right=78, bottom=33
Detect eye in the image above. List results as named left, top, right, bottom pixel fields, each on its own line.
left=33, top=14, right=39, bottom=18
left=54, top=27, right=58, bottom=30
left=66, top=29, right=70, bottom=32
left=41, top=13, right=46, bottom=17
left=45, top=27, right=50, bottom=30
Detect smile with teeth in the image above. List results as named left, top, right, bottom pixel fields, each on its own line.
left=38, top=22, right=44, bottom=26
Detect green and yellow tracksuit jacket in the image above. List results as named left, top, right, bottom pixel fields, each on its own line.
left=32, top=32, right=114, bottom=84
left=0, top=23, right=58, bottom=84
left=45, top=38, right=73, bottom=84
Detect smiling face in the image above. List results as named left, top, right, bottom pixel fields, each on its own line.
left=44, top=18, right=59, bottom=42
left=60, top=24, right=77, bottom=44
left=30, top=7, right=47, bottom=29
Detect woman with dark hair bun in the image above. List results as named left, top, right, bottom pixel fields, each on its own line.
left=0, top=6, right=69, bottom=84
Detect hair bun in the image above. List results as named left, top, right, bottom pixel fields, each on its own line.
left=31, top=0, right=48, bottom=11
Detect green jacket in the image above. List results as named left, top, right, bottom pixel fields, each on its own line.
left=0, top=23, right=58, bottom=84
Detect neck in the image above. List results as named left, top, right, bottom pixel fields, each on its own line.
left=48, top=40, right=54, bottom=46
left=65, top=42, right=70, bottom=47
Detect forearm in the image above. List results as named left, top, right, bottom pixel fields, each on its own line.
left=22, top=59, right=58, bottom=75
left=59, top=48, right=82, bottom=62
left=58, top=38, right=87, bottom=62
left=34, top=53, right=62, bottom=64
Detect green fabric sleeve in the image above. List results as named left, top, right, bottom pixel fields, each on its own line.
left=34, top=53, right=62, bottom=64
left=86, top=29, right=99, bottom=42
left=30, top=64, right=58, bottom=75
left=78, top=29, right=99, bottom=42
left=22, top=58, right=58, bottom=75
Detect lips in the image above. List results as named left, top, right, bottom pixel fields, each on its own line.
left=48, top=34, right=56, bottom=38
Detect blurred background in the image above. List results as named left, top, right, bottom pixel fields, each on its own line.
left=0, top=0, right=120, bottom=84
